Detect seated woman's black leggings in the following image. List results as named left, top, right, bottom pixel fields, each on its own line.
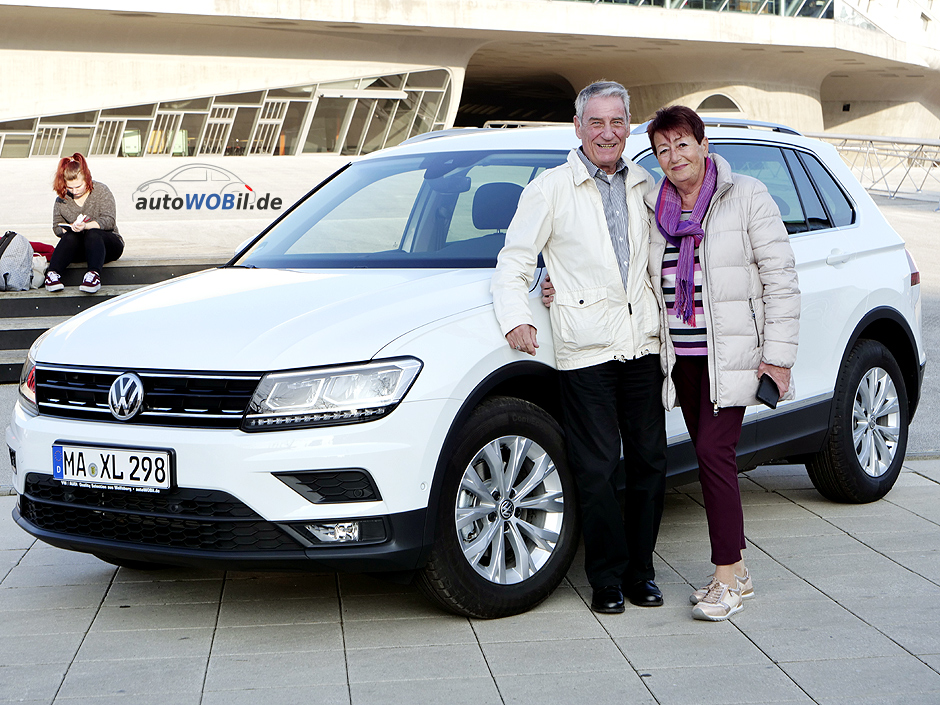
left=49, top=229, right=124, bottom=275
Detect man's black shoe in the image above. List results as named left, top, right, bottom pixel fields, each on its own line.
left=591, top=585, right=625, bottom=614
left=626, top=580, right=664, bottom=607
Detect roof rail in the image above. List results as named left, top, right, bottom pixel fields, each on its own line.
left=483, top=120, right=570, bottom=129
left=632, top=117, right=801, bottom=136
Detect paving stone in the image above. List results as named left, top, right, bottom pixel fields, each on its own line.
left=743, top=516, right=846, bottom=540
left=643, top=661, right=812, bottom=704
left=211, top=622, right=344, bottom=655
left=204, top=650, right=347, bottom=690
left=0, top=584, right=108, bottom=611
left=91, top=602, right=219, bottom=631
left=343, top=616, right=475, bottom=650
left=75, top=627, right=214, bottom=661
left=15, top=545, right=112, bottom=568
left=335, top=572, right=416, bottom=597
left=0, top=561, right=114, bottom=588
left=615, top=629, right=769, bottom=670
left=57, top=656, right=208, bottom=698
left=50, top=695, right=202, bottom=705
left=482, top=637, right=628, bottom=675
left=732, top=597, right=864, bottom=632
left=877, top=623, right=940, bottom=656
left=339, top=592, right=446, bottom=621
left=201, top=685, right=349, bottom=705
left=1, top=606, right=97, bottom=636
left=0, top=662, right=68, bottom=702
left=350, top=676, right=500, bottom=705
left=346, top=643, right=490, bottom=684
left=494, top=669, right=657, bottom=705
left=745, top=622, right=909, bottom=663
left=102, top=578, right=223, bottom=606
left=0, top=630, right=84, bottom=665
left=470, top=605, right=608, bottom=643
left=217, top=596, right=339, bottom=627
left=112, top=566, right=225, bottom=583
left=779, top=655, right=940, bottom=703
left=221, top=573, right=336, bottom=601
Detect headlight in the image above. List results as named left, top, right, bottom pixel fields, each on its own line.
left=18, top=353, right=37, bottom=415
left=242, top=357, right=422, bottom=431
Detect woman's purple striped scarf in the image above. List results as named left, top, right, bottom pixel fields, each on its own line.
left=654, top=156, right=717, bottom=327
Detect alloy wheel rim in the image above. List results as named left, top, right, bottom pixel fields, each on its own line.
left=852, top=366, right=900, bottom=478
left=455, top=435, right=565, bottom=585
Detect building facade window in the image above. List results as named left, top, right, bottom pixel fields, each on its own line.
left=0, top=69, right=452, bottom=159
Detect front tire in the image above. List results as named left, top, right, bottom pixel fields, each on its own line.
left=417, top=396, right=579, bottom=619
left=807, top=339, right=908, bottom=503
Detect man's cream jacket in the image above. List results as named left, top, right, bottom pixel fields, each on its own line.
left=492, top=149, right=660, bottom=371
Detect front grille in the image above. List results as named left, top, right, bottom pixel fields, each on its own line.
left=21, top=473, right=301, bottom=552
left=35, top=364, right=261, bottom=428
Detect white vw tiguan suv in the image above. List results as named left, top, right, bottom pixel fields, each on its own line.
left=7, top=120, right=924, bottom=618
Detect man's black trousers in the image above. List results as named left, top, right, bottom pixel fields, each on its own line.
left=559, top=354, right=667, bottom=589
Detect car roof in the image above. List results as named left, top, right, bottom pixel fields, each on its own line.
left=376, top=120, right=828, bottom=161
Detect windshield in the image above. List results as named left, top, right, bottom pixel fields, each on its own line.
left=237, top=149, right=567, bottom=269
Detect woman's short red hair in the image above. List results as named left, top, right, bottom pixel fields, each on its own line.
left=53, top=152, right=94, bottom=199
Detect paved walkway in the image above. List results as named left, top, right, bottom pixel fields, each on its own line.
left=3, top=458, right=939, bottom=704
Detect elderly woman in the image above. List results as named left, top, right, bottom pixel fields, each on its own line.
left=646, top=105, right=800, bottom=620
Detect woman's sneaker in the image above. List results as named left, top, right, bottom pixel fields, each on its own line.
left=44, top=271, right=64, bottom=292
left=690, top=568, right=753, bottom=605
left=691, top=580, right=743, bottom=621
left=79, top=271, right=101, bottom=294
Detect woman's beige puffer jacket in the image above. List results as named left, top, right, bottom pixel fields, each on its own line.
left=646, top=153, right=801, bottom=410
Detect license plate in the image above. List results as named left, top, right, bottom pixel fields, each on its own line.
left=52, top=444, right=172, bottom=493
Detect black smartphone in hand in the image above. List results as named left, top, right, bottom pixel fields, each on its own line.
left=756, top=373, right=779, bottom=409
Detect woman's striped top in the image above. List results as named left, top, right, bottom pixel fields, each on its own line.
left=661, top=233, right=708, bottom=356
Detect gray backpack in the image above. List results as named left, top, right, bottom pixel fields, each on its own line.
left=0, top=231, right=35, bottom=291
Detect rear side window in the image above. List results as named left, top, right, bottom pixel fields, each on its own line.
left=637, top=141, right=856, bottom=235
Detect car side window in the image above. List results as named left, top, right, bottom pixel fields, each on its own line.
left=797, top=152, right=856, bottom=227
left=707, top=143, right=807, bottom=234
left=782, top=150, right=830, bottom=232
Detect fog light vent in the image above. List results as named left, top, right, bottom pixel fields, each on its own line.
left=276, top=469, right=381, bottom=504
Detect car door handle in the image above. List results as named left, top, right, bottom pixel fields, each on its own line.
left=826, top=249, right=852, bottom=266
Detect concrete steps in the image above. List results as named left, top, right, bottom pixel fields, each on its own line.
left=0, top=257, right=222, bottom=382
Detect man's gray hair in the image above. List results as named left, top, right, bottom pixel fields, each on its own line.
left=575, top=81, right=630, bottom=122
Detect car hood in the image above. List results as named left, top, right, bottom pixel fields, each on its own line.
left=37, top=267, right=495, bottom=371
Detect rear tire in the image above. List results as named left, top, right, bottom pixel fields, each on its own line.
left=807, top=340, right=908, bottom=503
left=417, top=396, right=579, bottom=619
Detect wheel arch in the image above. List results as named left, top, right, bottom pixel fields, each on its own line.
left=840, top=307, right=922, bottom=422
left=418, top=361, right=562, bottom=558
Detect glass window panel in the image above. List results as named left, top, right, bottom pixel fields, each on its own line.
left=361, top=99, right=396, bottom=153
left=225, top=107, right=259, bottom=155
left=405, top=69, right=449, bottom=89
left=176, top=113, right=207, bottom=156
left=362, top=74, right=406, bottom=90
left=341, top=99, right=372, bottom=156
left=799, top=152, right=855, bottom=226
left=1, top=134, right=33, bottom=158
left=410, top=91, right=443, bottom=138
left=40, top=111, right=98, bottom=124
left=385, top=94, right=418, bottom=148
left=90, top=119, right=125, bottom=156
left=215, top=91, right=265, bottom=105
left=275, top=101, right=309, bottom=156
left=0, top=119, right=36, bottom=131
left=319, top=79, right=361, bottom=90
left=101, top=104, right=155, bottom=117
left=159, top=98, right=211, bottom=111
left=267, top=85, right=314, bottom=99
left=119, top=120, right=151, bottom=157
left=61, top=127, right=92, bottom=157
left=303, top=98, right=353, bottom=154
left=784, top=150, right=827, bottom=232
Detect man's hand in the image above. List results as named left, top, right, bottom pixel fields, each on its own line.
left=757, top=362, right=790, bottom=394
left=541, top=274, right=555, bottom=308
left=506, top=324, right=538, bottom=356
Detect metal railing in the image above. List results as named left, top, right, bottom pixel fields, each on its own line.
left=808, top=133, right=940, bottom=210
left=563, top=0, right=834, bottom=18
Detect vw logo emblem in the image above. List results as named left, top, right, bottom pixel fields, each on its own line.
left=108, top=372, right=144, bottom=421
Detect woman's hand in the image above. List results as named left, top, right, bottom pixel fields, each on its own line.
left=758, top=362, right=790, bottom=394
left=541, top=274, right=555, bottom=307
left=506, top=324, right=539, bottom=356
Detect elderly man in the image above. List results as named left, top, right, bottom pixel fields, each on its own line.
left=491, top=81, right=667, bottom=614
